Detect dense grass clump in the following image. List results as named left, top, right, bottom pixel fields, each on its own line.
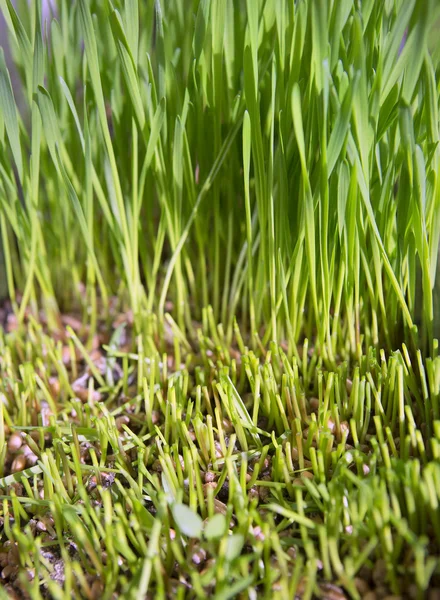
left=0, top=0, right=439, bottom=598
left=0, top=0, right=439, bottom=353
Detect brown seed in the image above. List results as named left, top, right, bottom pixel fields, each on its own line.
left=76, top=387, right=102, bottom=403
left=91, top=334, right=102, bottom=350
left=48, top=376, right=60, bottom=397
left=222, top=418, right=234, bottom=433
left=61, top=314, right=83, bottom=331
left=21, top=444, right=33, bottom=457
left=90, top=579, right=104, bottom=598
left=200, top=557, right=216, bottom=574
left=327, top=417, right=336, bottom=432
left=319, top=582, right=347, bottom=600
left=11, top=455, right=26, bottom=473
left=204, top=471, right=216, bottom=483
left=292, top=478, right=305, bottom=487
left=3, top=586, right=19, bottom=600
left=203, top=482, right=217, bottom=496
left=252, top=526, right=264, bottom=541
left=62, top=345, right=73, bottom=364
left=339, top=421, right=350, bottom=438
left=248, top=486, right=259, bottom=502
left=213, top=499, right=227, bottom=516
left=1, top=564, right=16, bottom=578
left=41, top=405, right=53, bottom=426
left=89, top=349, right=103, bottom=363
left=309, top=397, right=319, bottom=411
left=191, top=547, right=206, bottom=565
left=26, top=452, right=38, bottom=467
left=7, top=545, right=19, bottom=565
left=6, top=313, right=18, bottom=332
left=8, top=433, right=22, bottom=452
left=9, top=483, right=23, bottom=497
left=262, top=457, right=271, bottom=469
left=115, top=416, right=130, bottom=430
left=301, top=471, right=314, bottom=480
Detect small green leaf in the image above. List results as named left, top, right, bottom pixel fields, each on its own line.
left=225, top=533, right=244, bottom=562
left=204, top=513, right=227, bottom=540
left=172, top=503, right=203, bottom=538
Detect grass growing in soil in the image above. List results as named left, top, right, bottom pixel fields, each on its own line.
left=0, top=0, right=440, bottom=598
